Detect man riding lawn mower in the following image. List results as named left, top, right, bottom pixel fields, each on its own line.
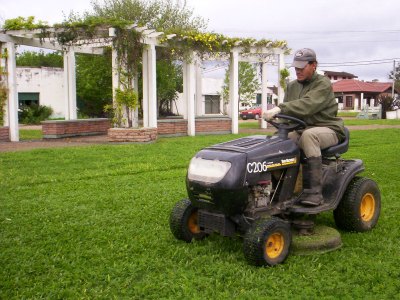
left=169, top=48, right=381, bottom=266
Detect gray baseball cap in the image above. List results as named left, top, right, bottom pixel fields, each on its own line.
left=291, top=48, right=317, bottom=68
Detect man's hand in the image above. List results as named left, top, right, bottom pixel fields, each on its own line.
left=263, top=107, right=281, bottom=121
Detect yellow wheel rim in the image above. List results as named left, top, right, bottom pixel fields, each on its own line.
left=265, top=232, right=285, bottom=259
left=360, top=193, right=375, bottom=222
left=188, top=212, right=200, bottom=234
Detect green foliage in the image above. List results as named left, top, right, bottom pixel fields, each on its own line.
left=91, top=0, right=207, bottom=33
left=156, top=60, right=182, bottom=116
left=1, top=129, right=400, bottom=298
left=0, top=85, right=6, bottom=125
left=279, top=68, right=290, bottom=89
left=76, top=52, right=113, bottom=117
left=16, top=50, right=63, bottom=68
left=388, top=60, right=400, bottom=91
left=222, top=62, right=260, bottom=106
left=105, top=87, right=138, bottom=127
left=3, top=16, right=48, bottom=30
left=18, top=104, right=53, bottom=125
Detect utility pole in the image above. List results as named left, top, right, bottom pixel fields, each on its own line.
left=392, top=59, right=396, bottom=98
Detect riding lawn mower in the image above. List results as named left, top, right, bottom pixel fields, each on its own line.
left=169, top=114, right=381, bottom=266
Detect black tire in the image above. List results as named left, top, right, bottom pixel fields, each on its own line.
left=169, top=199, right=206, bottom=242
left=334, top=177, right=381, bottom=232
left=255, top=114, right=260, bottom=120
left=243, top=218, right=292, bottom=266
left=241, top=115, right=247, bottom=120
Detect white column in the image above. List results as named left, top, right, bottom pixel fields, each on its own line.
left=133, top=74, right=139, bottom=128
left=147, top=44, right=157, bottom=128
left=277, top=52, right=285, bottom=105
left=371, top=98, right=375, bottom=107
left=111, top=47, right=119, bottom=104
left=0, top=43, right=8, bottom=127
left=63, top=49, right=77, bottom=120
left=195, top=59, right=203, bottom=116
left=63, top=52, right=70, bottom=120
left=142, top=44, right=157, bottom=128
left=142, top=47, right=149, bottom=127
left=111, top=47, right=121, bottom=127
left=354, top=98, right=359, bottom=111
left=361, top=93, right=365, bottom=109
left=261, top=62, right=268, bottom=129
left=6, top=42, right=19, bottom=141
left=183, top=56, right=196, bottom=136
left=230, top=51, right=239, bottom=134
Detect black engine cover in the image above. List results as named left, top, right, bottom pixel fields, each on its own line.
left=187, top=135, right=300, bottom=215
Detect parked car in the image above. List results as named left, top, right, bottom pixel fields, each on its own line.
left=240, top=104, right=275, bottom=120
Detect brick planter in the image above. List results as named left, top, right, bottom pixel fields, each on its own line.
left=195, top=117, right=231, bottom=134
left=42, top=118, right=111, bottom=139
left=0, top=126, right=9, bottom=142
left=108, top=127, right=157, bottom=143
left=157, top=116, right=232, bottom=136
left=157, top=118, right=187, bottom=136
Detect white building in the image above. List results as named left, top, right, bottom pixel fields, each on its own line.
left=16, top=67, right=65, bottom=118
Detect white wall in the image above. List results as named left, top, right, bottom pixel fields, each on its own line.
left=17, top=67, right=65, bottom=118
left=174, top=77, right=224, bottom=116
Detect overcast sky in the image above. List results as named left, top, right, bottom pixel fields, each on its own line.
left=1, top=0, right=400, bottom=82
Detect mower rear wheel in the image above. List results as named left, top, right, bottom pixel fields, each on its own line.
left=169, top=199, right=206, bottom=242
left=243, top=218, right=292, bottom=266
left=334, top=177, right=381, bottom=232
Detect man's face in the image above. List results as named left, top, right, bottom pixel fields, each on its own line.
left=295, top=62, right=316, bottom=82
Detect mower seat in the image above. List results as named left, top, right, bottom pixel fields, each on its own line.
left=321, top=127, right=350, bottom=158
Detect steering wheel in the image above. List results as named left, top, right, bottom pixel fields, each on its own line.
left=267, top=114, right=307, bottom=139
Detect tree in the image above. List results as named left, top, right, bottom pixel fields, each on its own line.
left=75, top=52, right=113, bottom=118
left=156, top=59, right=182, bottom=116
left=389, top=61, right=400, bottom=93
left=16, top=50, right=63, bottom=68
left=222, top=62, right=260, bottom=109
left=89, top=0, right=207, bottom=116
left=91, top=0, right=206, bottom=33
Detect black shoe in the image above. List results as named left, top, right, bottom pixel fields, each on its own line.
left=299, top=190, right=323, bottom=206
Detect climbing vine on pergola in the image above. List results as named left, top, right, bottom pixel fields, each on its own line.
left=1, top=16, right=290, bottom=141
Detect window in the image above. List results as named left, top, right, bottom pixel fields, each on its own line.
left=205, top=95, right=220, bottom=114
left=18, top=92, right=39, bottom=107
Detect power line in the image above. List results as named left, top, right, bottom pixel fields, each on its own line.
left=318, top=58, right=400, bottom=67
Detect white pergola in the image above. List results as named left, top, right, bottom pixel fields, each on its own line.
left=0, top=25, right=287, bottom=142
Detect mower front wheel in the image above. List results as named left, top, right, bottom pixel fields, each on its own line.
left=334, top=177, right=381, bottom=232
left=169, top=199, right=207, bottom=242
left=243, top=218, right=292, bottom=266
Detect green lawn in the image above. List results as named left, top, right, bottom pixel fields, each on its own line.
left=19, top=129, right=43, bottom=140
left=1, top=130, right=400, bottom=298
left=239, top=118, right=400, bottom=129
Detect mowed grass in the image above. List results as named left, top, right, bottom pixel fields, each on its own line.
left=19, top=129, right=43, bottom=140
left=1, top=130, right=400, bottom=298
left=240, top=118, right=400, bottom=129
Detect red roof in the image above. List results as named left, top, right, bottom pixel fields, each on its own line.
left=332, top=79, right=393, bottom=93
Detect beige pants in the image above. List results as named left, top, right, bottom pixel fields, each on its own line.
left=288, top=127, right=338, bottom=158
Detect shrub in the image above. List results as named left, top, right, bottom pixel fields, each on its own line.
left=18, top=104, right=53, bottom=124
